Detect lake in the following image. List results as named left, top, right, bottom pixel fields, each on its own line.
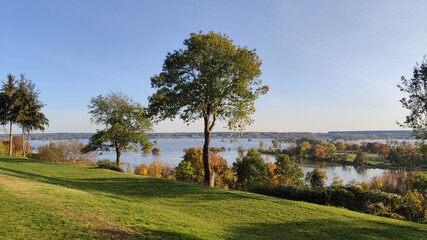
left=30, top=138, right=387, bottom=185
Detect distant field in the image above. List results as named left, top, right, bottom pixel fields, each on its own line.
left=0, top=157, right=426, bottom=239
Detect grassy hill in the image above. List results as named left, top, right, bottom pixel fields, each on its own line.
left=0, top=157, right=426, bottom=239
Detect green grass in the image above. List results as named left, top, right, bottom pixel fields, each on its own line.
left=367, top=159, right=394, bottom=168
left=1, top=157, right=427, bottom=239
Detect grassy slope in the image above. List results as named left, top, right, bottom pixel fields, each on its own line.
left=1, top=158, right=427, bottom=240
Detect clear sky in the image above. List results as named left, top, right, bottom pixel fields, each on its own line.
left=1, top=0, right=426, bottom=133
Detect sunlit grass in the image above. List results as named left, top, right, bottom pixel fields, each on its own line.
left=0, top=157, right=426, bottom=239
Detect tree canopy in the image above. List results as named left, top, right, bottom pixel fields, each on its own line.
left=0, top=74, right=48, bottom=156
left=398, top=57, right=427, bottom=146
left=148, top=31, right=268, bottom=186
left=83, top=92, right=152, bottom=165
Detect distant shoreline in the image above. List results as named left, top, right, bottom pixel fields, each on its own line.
left=0, top=130, right=414, bottom=141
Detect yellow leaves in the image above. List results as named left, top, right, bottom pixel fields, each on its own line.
left=134, top=160, right=174, bottom=179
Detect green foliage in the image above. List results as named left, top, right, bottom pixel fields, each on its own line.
left=354, top=152, right=369, bottom=166
left=330, top=174, right=344, bottom=188
left=175, top=148, right=204, bottom=184
left=0, top=74, right=18, bottom=125
left=396, top=190, right=426, bottom=223
left=408, top=172, right=427, bottom=193
left=0, top=74, right=48, bottom=157
left=0, top=142, right=7, bottom=156
left=305, top=168, right=328, bottom=188
left=175, top=156, right=200, bottom=183
left=248, top=184, right=427, bottom=223
left=148, top=31, right=268, bottom=129
left=148, top=31, right=268, bottom=186
left=96, top=159, right=123, bottom=172
left=274, top=154, right=304, bottom=185
left=398, top=56, right=427, bottom=143
left=83, top=92, right=152, bottom=165
left=0, top=74, right=19, bottom=156
left=175, top=147, right=232, bottom=188
left=234, top=148, right=268, bottom=188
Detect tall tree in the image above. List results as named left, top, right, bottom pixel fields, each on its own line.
left=148, top=32, right=269, bottom=186
left=0, top=74, right=18, bottom=156
left=15, top=75, right=49, bottom=156
left=82, top=92, right=152, bottom=166
left=398, top=57, right=427, bottom=147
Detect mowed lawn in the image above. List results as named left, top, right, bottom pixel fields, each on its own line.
left=0, top=157, right=426, bottom=239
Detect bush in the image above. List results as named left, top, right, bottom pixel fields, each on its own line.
left=151, top=147, right=160, bottom=155
left=247, top=184, right=427, bottom=223
left=36, top=140, right=96, bottom=164
left=96, top=160, right=123, bottom=172
left=305, top=167, right=328, bottom=188
left=135, top=160, right=175, bottom=179
left=0, top=142, right=8, bottom=156
left=234, top=148, right=269, bottom=189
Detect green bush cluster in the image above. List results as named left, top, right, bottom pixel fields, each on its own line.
left=96, top=160, right=123, bottom=172
left=248, top=184, right=426, bottom=223
left=0, top=141, right=7, bottom=156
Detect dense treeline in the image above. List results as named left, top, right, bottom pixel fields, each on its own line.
left=260, top=138, right=427, bottom=167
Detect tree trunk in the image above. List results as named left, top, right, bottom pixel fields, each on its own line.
left=27, top=131, right=31, bottom=156
left=22, top=128, right=26, bottom=157
left=8, top=122, right=12, bottom=156
left=115, top=146, right=121, bottom=166
left=203, top=116, right=213, bottom=187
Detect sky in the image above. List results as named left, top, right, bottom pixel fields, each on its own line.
left=1, top=0, right=426, bottom=133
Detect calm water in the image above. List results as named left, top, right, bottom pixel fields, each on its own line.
left=31, top=138, right=387, bottom=185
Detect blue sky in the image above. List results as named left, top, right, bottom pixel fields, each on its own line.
left=1, top=0, right=426, bottom=133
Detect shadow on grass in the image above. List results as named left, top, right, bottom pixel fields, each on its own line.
left=225, top=219, right=427, bottom=240
left=0, top=161, right=258, bottom=202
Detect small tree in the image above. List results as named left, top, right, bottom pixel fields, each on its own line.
left=234, top=148, right=268, bottom=188
left=175, top=148, right=204, bottom=184
left=398, top=56, right=427, bottom=146
left=82, top=92, right=152, bottom=165
left=354, top=152, right=369, bottom=166
left=275, top=154, right=303, bottom=185
left=148, top=32, right=268, bottom=186
left=175, top=147, right=231, bottom=187
left=305, top=167, right=328, bottom=188
left=0, top=74, right=18, bottom=156
left=15, top=75, right=48, bottom=157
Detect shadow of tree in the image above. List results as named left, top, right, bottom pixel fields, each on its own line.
left=0, top=164, right=259, bottom=202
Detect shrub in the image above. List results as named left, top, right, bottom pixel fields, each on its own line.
left=151, top=147, right=160, bottom=155
left=395, top=190, right=426, bottom=223
left=96, top=160, right=123, bottom=172
left=0, top=142, right=8, bottom=156
left=175, top=147, right=232, bottom=187
left=134, top=164, right=148, bottom=176
left=36, top=140, right=97, bottom=164
left=234, top=148, right=269, bottom=189
left=407, top=171, right=427, bottom=193
left=379, top=170, right=408, bottom=194
left=305, top=167, right=328, bottom=188
left=247, top=184, right=425, bottom=222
